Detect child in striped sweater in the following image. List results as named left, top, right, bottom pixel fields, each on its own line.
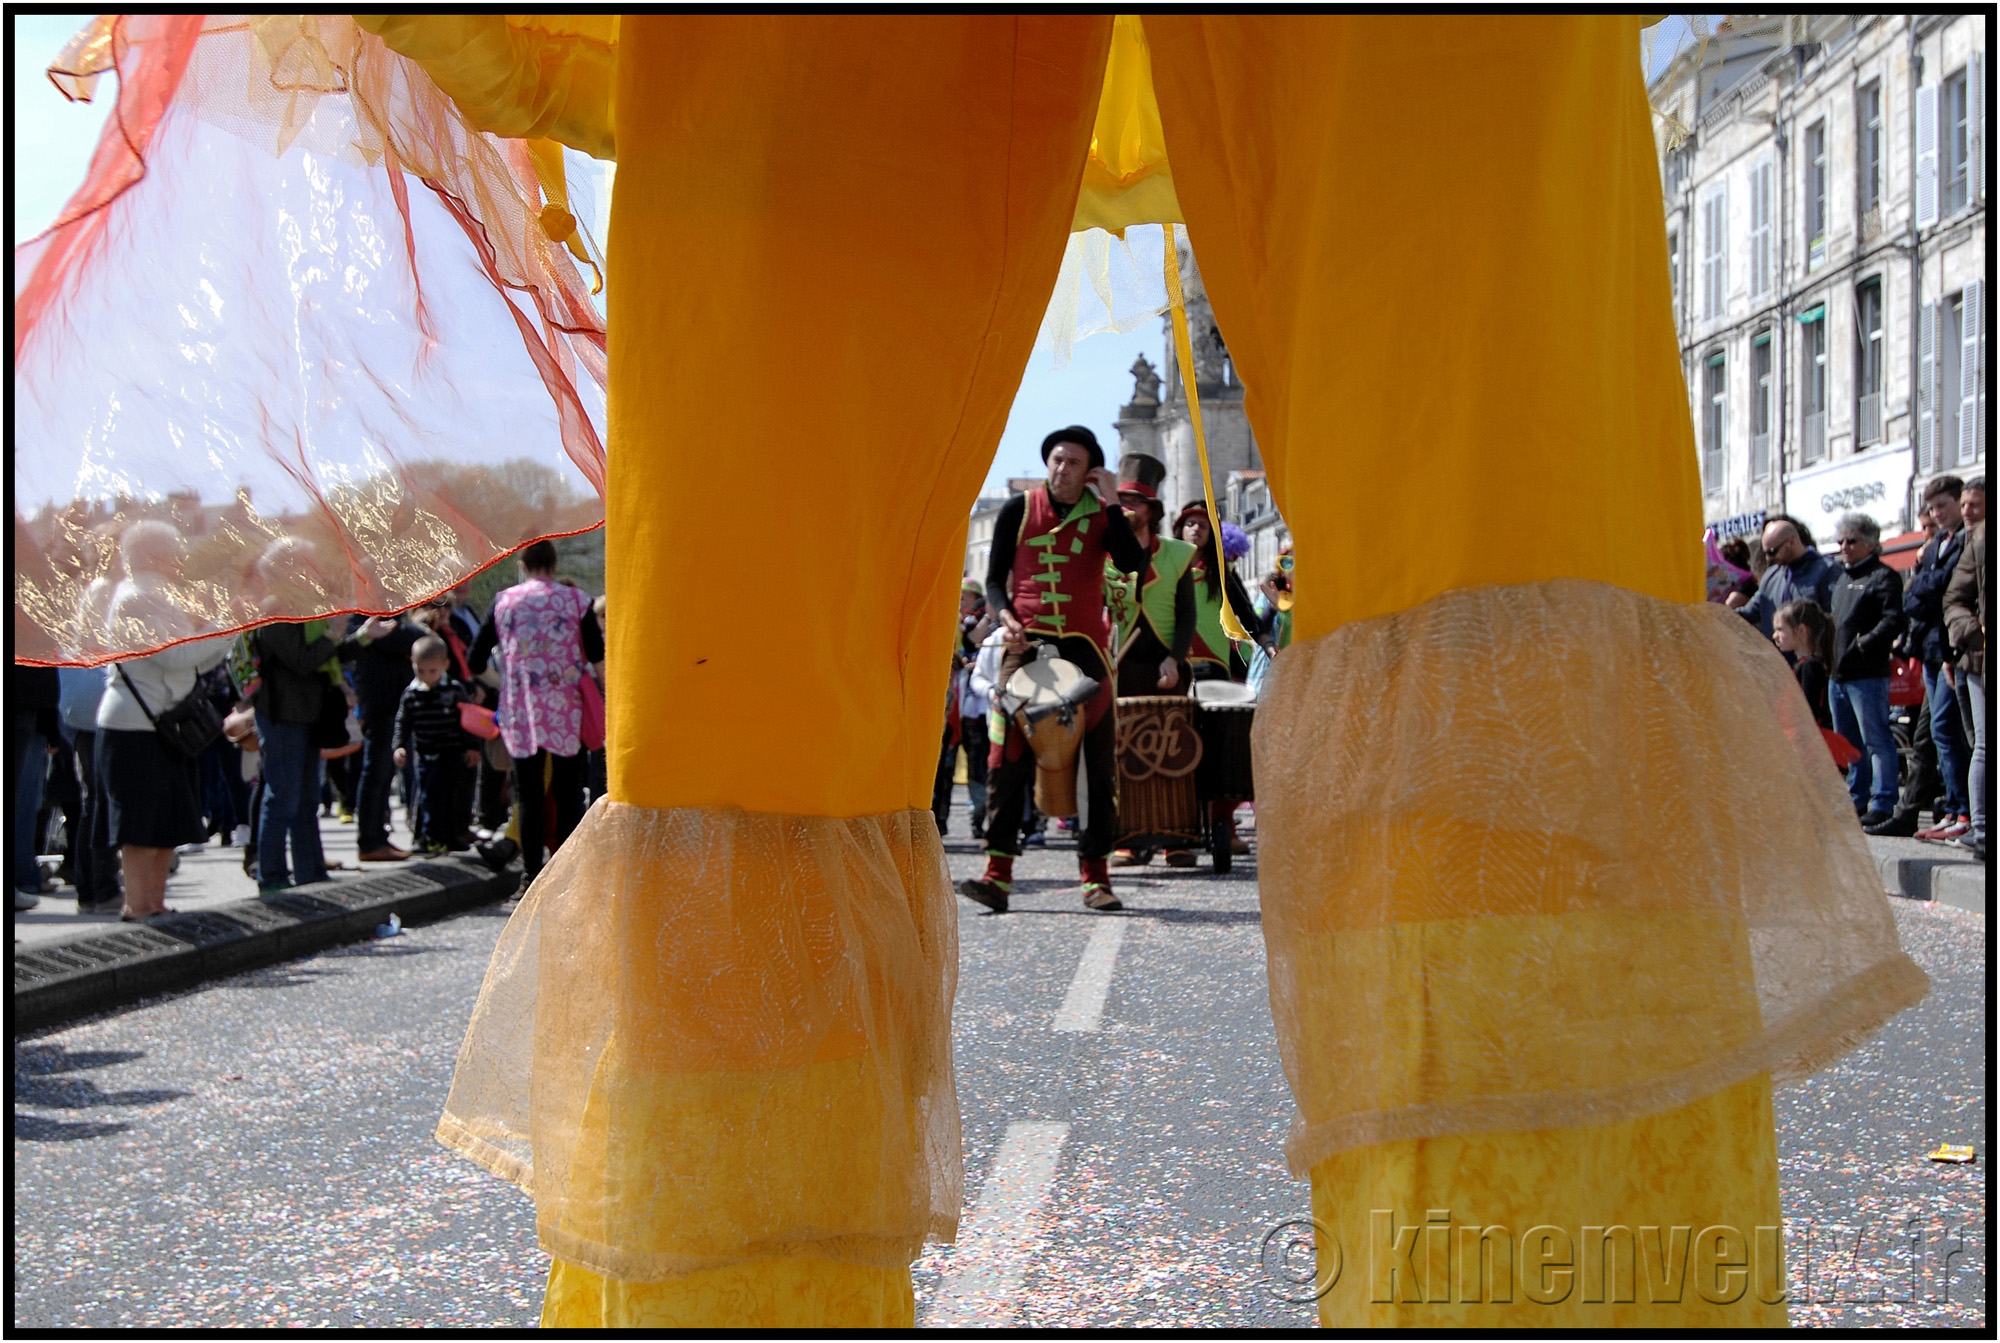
left=393, top=635, right=480, bottom=853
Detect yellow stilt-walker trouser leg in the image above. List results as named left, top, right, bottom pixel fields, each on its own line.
left=1145, top=16, right=1805, bottom=1325
left=541, top=16, right=1111, bottom=1327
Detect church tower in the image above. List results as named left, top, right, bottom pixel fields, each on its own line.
left=1115, top=232, right=1261, bottom=520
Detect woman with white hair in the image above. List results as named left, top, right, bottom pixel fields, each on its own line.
left=95, top=519, right=230, bottom=919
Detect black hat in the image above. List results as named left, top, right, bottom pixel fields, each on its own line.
left=1040, top=425, right=1104, bottom=469
left=1116, top=452, right=1167, bottom=496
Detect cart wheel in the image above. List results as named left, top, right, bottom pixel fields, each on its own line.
left=1210, top=814, right=1232, bottom=875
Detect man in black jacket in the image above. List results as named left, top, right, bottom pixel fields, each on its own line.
left=339, top=613, right=422, bottom=861
left=1887, top=476, right=1972, bottom=839
left=252, top=620, right=340, bottom=892
left=1827, top=511, right=1906, bottom=827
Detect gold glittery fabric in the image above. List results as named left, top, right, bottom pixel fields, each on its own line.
left=1253, top=578, right=1930, bottom=1178
left=435, top=800, right=962, bottom=1284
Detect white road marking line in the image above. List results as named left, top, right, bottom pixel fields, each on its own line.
left=1051, top=919, right=1126, bottom=1033
left=927, top=1121, right=1070, bottom=1328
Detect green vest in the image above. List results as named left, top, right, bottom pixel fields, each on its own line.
left=1188, top=561, right=1230, bottom=665
left=1106, top=536, right=1195, bottom=660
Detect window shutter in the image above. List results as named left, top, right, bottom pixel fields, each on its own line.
left=1718, top=186, right=1729, bottom=309
left=1961, top=281, right=1984, bottom=466
left=1917, top=83, right=1940, bottom=227
left=1971, top=53, right=1985, bottom=203
left=1919, top=300, right=1938, bottom=472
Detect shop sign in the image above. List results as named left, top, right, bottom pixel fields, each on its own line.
left=1785, top=447, right=1912, bottom=547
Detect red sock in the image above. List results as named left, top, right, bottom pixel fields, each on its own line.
left=983, top=854, right=1015, bottom=889
left=1079, top=857, right=1109, bottom=888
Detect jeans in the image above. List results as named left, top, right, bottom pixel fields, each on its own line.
left=255, top=714, right=328, bottom=888
left=1968, top=672, right=1987, bottom=852
left=355, top=715, right=398, bottom=851
left=1923, top=665, right=1971, bottom=816
left=961, top=713, right=990, bottom=824
left=12, top=713, right=47, bottom=890
left=1830, top=676, right=1898, bottom=814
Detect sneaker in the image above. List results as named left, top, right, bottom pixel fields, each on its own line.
left=336, top=806, right=355, bottom=825
left=178, top=841, right=207, bottom=854
left=957, top=878, right=1009, bottom=914
left=1082, top=885, right=1123, bottom=912
left=1928, top=815, right=1972, bottom=841
left=1866, top=811, right=1920, bottom=837
left=1857, top=809, right=1894, bottom=830
left=1951, top=833, right=1986, bottom=857
left=13, top=889, right=41, bottom=911
left=1113, top=848, right=1152, bottom=867
left=257, top=880, right=294, bottom=896
left=231, top=824, right=252, bottom=847
left=1021, top=830, right=1046, bottom=848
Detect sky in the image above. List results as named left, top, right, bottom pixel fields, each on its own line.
left=14, top=14, right=1686, bottom=503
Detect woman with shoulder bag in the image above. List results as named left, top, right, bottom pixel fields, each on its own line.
left=95, top=522, right=231, bottom=920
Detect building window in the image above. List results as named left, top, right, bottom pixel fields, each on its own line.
left=1702, top=188, right=1727, bottom=320
left=1856, top=280, right=1883, bottom=447
left=1944, top=68, right=1971, bottom=216
left=1800, top=308, right=1827, bottom=464
left=1749, top=157, right=1774, bottom=297
left=1805, top=119, right=1828, bottom=269
left=1751, top=331, right=1774, bottom=481
left=1667, top=228, right=1681, bottom=313
left=1858, top=80, right=1883, bottom=217
left=1703, top=352, right=1727, bottom=490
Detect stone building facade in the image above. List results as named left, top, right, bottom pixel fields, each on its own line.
left=1654, top=13, right=1987, bottom=548
left=1114, top=231, right=1263, bottom=523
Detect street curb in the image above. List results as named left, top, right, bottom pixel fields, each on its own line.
left=9, top=858, right=520, bottom=1034
left=1875, top=849, right=1987, bottom=916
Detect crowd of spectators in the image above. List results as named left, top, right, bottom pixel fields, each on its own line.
left=13, top=538, right=605, bottom=924
left=1724, top=473, right=1987, bottom=860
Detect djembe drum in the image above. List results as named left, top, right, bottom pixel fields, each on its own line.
left=1002, top=646, right=1099, bottom=819
left=1192, top=680, right=1257, bottom=873
left=1114, top=695, right=1205, bottom=850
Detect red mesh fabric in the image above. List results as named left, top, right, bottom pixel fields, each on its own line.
left=14, top=15, right=608, bottom=666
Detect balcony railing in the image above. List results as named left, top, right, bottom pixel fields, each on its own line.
left=1802, top=411, right=1827, bottom=464
left=1857, top=392, right=1882, bottom=447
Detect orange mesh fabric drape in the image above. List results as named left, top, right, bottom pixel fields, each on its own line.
left=13, top=15, right=607, bottom=666
left=1147, top=15, right=1926, bottom=1325
left=412, top=15, right=1116, bottom=1328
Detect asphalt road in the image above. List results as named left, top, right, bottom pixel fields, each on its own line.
left=11, top=798, right=1987, bottom=1328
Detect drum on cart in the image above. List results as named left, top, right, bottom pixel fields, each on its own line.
left=1114, top=695, right=1205, bottom=850
left=1192, top=680, right=1257, bottom=873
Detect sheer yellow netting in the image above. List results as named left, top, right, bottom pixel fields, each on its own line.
left=1253, top=578, right=1930, bottom=1178
left=435, top=800, right=963, bottom=1281
left=15, top=14, right=607, bottom=666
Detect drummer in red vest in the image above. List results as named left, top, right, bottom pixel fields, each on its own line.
left=960, top=426, right=1148, bottom=914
